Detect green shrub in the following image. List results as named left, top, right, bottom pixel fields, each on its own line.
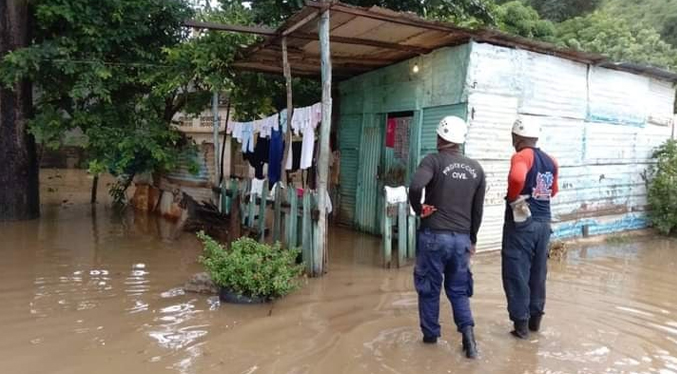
left=197, top=232, right=303, bottom=299
left=648, top=139, right=677, bottom=235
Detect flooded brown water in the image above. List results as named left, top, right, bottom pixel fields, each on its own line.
left=1, top=170, right=677, bottom=374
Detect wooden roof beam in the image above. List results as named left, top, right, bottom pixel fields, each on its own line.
left=232, top=63, right=356, bottom=79
left=282, top=11, right=322, bottom=36
left=184, top=20, right=277, bottom=36
left=258, top=48, right=403, bottom=66
left=242, top=57, right=373, bottom=73
left=289, top=32, right=431, bottom=54
left=306, top=1, right=471, bottom=36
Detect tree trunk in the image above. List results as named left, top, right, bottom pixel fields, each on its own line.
left=0, top=0, right=40, bottom=221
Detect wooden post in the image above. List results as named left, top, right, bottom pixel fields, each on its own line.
left=314, top=3, right=332, bottom=276
left=258, top=180, right=268, bottom=241
left=281, top=37, right=294, bottom=184
left=408, top=213, right=417, bottom=259
left=382, top=202, right=392, bottom=268
left=287, top=185, right=299, bottom=248
left=212, top=91, right=221, bottom=205
left=230, top=179, right=239, bottom=215
left=273, top=184, right=282, bottom=242
left=302, top=191, right=312, bottom=273
left=398, top=202, right=407, bottom=267
left=248, top=186, right=257, bottom=230
left=230, top=183, right=242, bottom=241
left=285, top=186, right=293, bottom=246
left=90, top=174, right=99, bottom=204
left=241, top=179, right=250, bottom=226
left=312, top=193, right=320, bottom=272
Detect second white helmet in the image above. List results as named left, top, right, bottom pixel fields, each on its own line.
left=512, top=117, right=541, bottom=138
left=437, top=116, right=468, bottom=144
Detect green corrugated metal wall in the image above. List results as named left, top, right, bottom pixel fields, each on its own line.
left=420, top=104, right=468, bottom=157
left=337, top=44, right=472, bottom=233
left=337, top=114, right=362, bottom=224
left=355, top=115, right=383, bottom=232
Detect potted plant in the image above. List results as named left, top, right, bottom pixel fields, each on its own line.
left=197, top=232, right=304, bottom=304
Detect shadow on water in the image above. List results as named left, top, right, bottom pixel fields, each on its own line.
left=1, top=170, right=677, bottom=374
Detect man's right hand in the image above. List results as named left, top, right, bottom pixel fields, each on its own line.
left=421, top=204, right=437, bottom=218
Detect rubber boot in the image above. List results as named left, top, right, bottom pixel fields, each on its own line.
left=510, top=320, right=529, bottom=339
left=529, top=315, right=542, bottom=332
left=461, top=326, right=478, bottom=359
left=423, top=336, right=437, bottom=344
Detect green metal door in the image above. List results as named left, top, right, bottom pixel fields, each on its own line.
left=354, top=114, right=383, bottom=233
left=420, top=104, right=468, bottom=158
left=337, top=114, right=362, bottom=225
left=377, top=114, right=414, bottom=233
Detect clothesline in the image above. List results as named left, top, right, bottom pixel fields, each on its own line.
left=227, top=102, right=322, bottom=140
left=227, top=102, right=324, bottom=186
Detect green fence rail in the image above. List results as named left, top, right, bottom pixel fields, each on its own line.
left=216, top=179, right=320, bottom=275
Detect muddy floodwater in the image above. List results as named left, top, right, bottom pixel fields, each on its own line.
left=1, top=170, right=677, bottom=374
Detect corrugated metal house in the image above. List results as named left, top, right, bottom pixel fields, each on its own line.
left=336, top=42, right=675, bottom=250
left=231, top=2, right=677, bottom=251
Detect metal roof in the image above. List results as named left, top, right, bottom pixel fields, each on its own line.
left=225, top=1, right=677, bottom=82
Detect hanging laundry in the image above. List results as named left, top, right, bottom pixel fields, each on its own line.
left=252, top=135, right=269, bottom=179
left=300, top=126, right=315, bottom=170
left=268, top=127, right=284, bottom=187
left=311, top=102, right=322, bottom=127
left=253, top=119, right=264, bottom=135
left=231, top=122, right=244, bottom=141
left=386, top=118, right=396, bottom=148
left=258, top=114, right=278, bottom=138
left=271, top=113, right=279, bottom=132
left=251, top=178, right=265, bottom=198
left=241, top=123, right=254, bottom=152
left=285, top=141, right=303, bottom=171
left=280, top=109, right=288, bottom=134
left=291, top=106, right=310, bottom=136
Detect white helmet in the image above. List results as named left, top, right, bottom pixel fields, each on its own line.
left=437, top=116, right=468, bottom=144
left=512, top=117, right=541, bottom=138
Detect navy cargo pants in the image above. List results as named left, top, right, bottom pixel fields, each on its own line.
left=501, top=218, right=552, bottom=322
left=414, top=229, right=474, bottom=338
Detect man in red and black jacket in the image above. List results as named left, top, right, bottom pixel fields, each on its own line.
left=502, top=117, right=559, bottom=339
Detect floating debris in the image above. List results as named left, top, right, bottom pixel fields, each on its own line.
left=549, top=241, right=568, bottom=261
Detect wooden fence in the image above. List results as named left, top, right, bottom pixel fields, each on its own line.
left=381, top=198, right=417, bottom=268
left=217, top=179, right=323, bottom=275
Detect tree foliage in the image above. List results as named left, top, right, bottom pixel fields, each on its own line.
left=557, top=11, right=677, bottom=70
left=0, top=0, right=272, bottom=185
left=603, top=0, right=677, bottom=47
left=647, top=140, right=677, bottom=235
left=0, top=0, right=196, bottom=179
left=495, top=1, right=556, bottom=41
left=523, top=0, right=602, bottom=22
left=223, top=0, right=496, bottom=27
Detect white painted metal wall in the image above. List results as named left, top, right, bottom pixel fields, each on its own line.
left=465, top=42, right=676, bottom=251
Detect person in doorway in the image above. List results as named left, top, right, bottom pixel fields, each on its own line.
left=502, top=116, right=559, bottom=339
left=408, top=116, right=486, bottom=359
